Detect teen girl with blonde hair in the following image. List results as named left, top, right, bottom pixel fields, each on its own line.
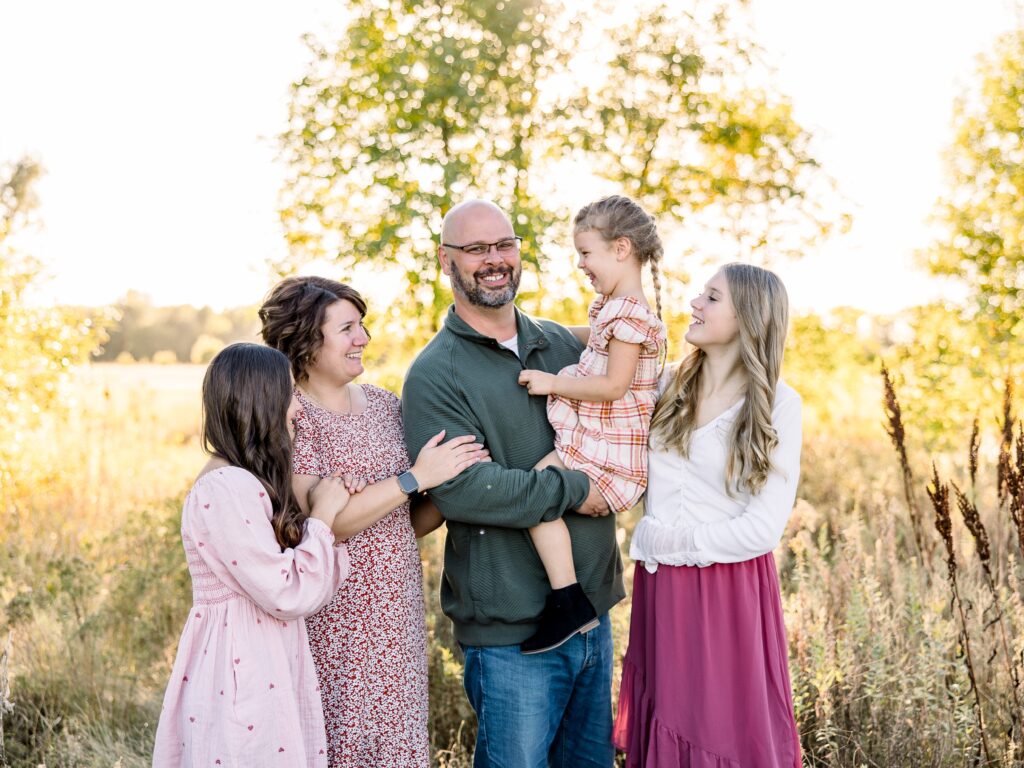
left=613, top=263, right=803, bottom=767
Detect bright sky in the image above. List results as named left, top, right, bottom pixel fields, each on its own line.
left=751, top=0, right=1019, bottom=312
left=1, top=0, right=1019, bottom=314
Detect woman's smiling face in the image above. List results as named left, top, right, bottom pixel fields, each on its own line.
left=308, top=299, right=370, bottom=385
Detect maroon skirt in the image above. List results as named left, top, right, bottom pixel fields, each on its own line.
left=613, top=555, right=802, bottom=767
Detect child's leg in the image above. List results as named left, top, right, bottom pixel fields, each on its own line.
left=521, top=446, right=600, bottom=654
left=529, top=519, right=577, bottom=589
left=530, top=450, right=575, bottom=587
left=522, top=513, right=599, bottom=655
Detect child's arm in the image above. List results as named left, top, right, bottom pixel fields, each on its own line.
left=518, top=339, right=641, bottom=402
left=411, top=496, right=445, bottom=538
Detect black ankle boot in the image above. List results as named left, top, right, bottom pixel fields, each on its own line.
left=520, top=583, right=599, bottom=655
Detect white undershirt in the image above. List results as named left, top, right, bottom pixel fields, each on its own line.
left=498, top=334, right=519, bottom=357
left=629, top=379, right=802, bottom=571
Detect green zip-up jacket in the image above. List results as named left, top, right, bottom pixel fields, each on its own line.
left=402, top=305, right=626, bottom=646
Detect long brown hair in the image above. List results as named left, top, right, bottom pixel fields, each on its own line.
left=201, top=343, right=306, bottom=550
left=649, top=263, right=789, bottom=495
left=259, top=276, right=369, bottom=382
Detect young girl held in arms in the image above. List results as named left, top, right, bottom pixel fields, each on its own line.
left=153, top=343, right=354, bottom=767
left=517, top=195, right=667, bottom=653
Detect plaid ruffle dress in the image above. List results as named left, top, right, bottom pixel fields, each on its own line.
left=548, top=295, right=667, bottom=514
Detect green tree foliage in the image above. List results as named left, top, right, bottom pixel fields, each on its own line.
left=926, top=29, right=1024, bottom=351
left=887, top=302, right=1007, bottom=450
left=280, top=0, right=569, bottom=330
left=0, top=158, right=101, bottom=473
left=280, top=0, right=841, bottom=337
left=553, top=1, right=842, bottom=263
left=784, top=309, right=880, bottom=435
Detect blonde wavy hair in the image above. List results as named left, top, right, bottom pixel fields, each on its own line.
left=649, top=263, right=789, bottom=495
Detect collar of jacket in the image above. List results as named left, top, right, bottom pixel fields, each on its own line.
left=441, top=304, right=550, bottom=354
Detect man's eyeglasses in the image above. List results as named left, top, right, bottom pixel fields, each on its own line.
left=441, top=236, right=523, bottom=258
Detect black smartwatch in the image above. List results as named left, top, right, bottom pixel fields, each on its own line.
left=397, top=470, right=420, bottom=495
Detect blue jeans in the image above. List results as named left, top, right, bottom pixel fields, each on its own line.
left=461, top=614, right=614, bottom=768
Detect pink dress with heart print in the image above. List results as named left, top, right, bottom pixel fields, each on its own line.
left=291, top=384, right=431, bottom=768
left=153, top=466, right=350, bottom=768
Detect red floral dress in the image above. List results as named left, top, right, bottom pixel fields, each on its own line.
left=292, top=385, right=429, bottom=768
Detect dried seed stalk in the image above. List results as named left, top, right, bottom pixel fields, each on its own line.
left=928, top=465, right=992, bottom=765
left=969, top=416, right=980, bottom=493
left=999, top=380, right=1014, bottom=507
left=1010, top=422, right=1024, bottom=560
left=882, top=363, right=928, bottom=559
left=952, top=479, right=1023, bottom=740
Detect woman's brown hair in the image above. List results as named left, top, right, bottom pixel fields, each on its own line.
left=201, top=343, right=306, bottom=550
left=259, top=276, right=369, bottom=382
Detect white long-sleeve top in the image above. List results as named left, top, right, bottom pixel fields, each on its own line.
left=629, top=379, right=802, bottom=572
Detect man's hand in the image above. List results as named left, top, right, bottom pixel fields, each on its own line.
left=518, top=369, right=557, bottom=397
left=576, top=480, right=610, bottom=517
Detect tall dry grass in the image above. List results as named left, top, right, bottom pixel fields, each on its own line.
left=0, top=365, right=201, bottom=766
left=2, top=362, right=1024, bottom=766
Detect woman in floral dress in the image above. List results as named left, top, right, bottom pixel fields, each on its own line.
left=259, top=276, right=487, bottom=767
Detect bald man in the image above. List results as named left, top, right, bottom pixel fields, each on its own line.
left=402, top=200, right=620, bottom=767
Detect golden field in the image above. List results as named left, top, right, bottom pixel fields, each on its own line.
left=1, top=359, right=1022, bottom=767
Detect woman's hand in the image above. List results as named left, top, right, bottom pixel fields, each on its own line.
left=518, top=369, right=557, bottom=396
left=307, top=473, right=352, bottom=528
left=411, top=429, right=490, bottom=490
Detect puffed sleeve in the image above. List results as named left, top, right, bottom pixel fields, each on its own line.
left=596, top=296, right=664, bottom=354
left=186, top=468, right=348, bottom=619
left=292, top=404, right=327, bottom=477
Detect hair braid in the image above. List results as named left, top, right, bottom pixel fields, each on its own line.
left=649, top=258, right=663, bottom=319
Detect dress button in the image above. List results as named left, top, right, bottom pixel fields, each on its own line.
left=479, top=529, right=486, bottom=535
left=486, top=484, right=492, bottom=490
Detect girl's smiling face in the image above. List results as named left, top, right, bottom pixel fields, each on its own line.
left=685, top=270, right=740, bottom=349
left=573, top=230, right=631, bottom=296
left=307, top=299, right=370, bottom=385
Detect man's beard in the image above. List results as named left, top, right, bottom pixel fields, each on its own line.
left=450, top=264, right=521, bottom=308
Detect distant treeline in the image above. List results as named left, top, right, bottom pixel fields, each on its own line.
left=92, top=291, right=259, bottom=364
